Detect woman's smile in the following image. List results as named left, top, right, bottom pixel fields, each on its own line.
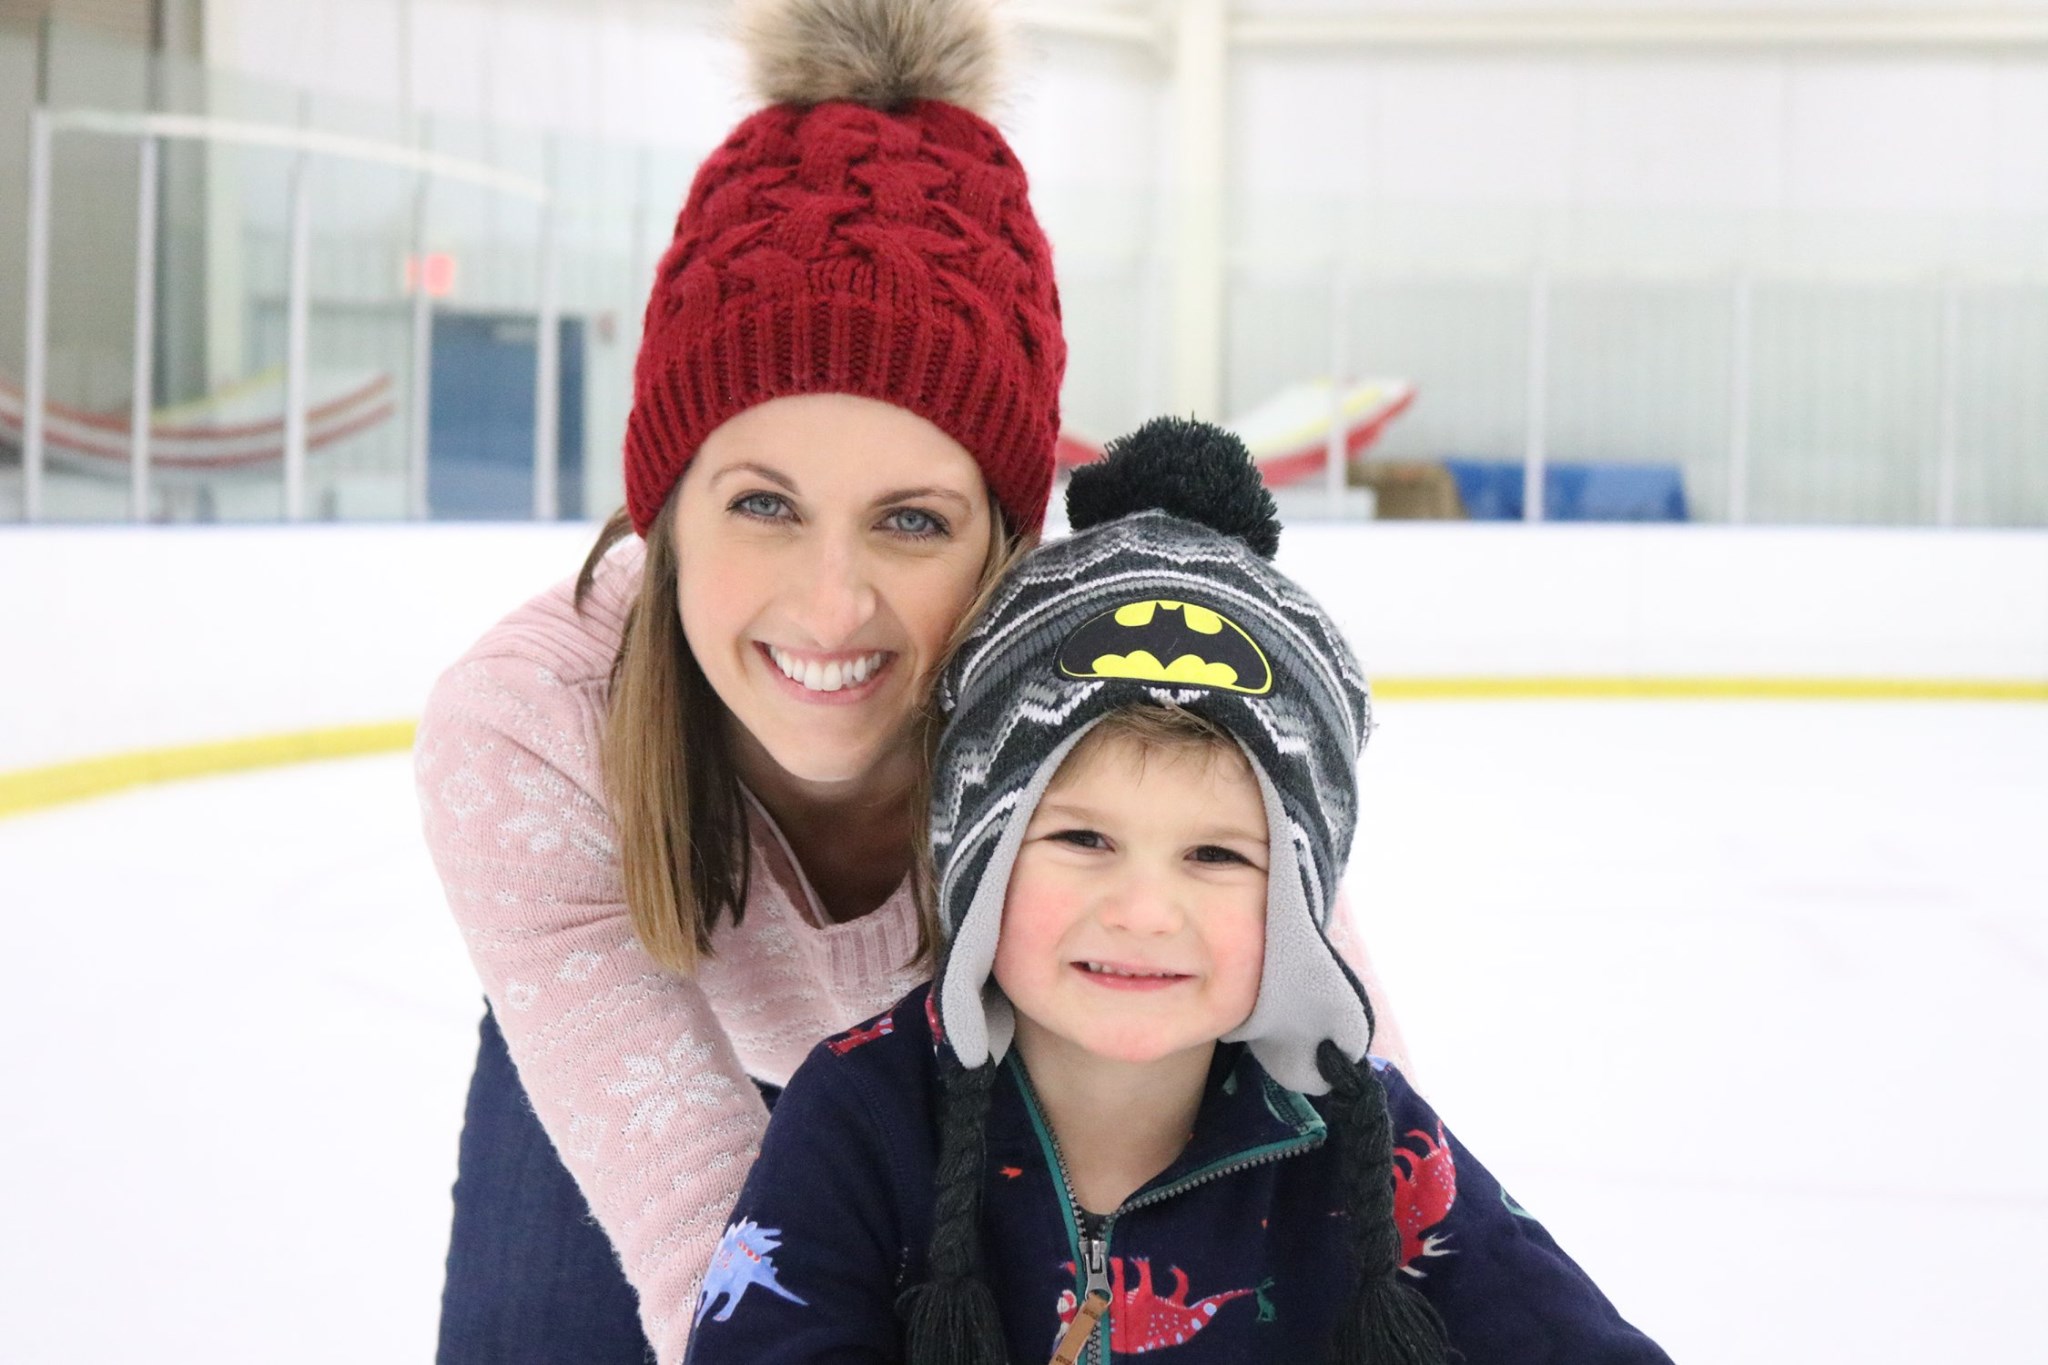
left=755, top=643, right=899, bottom=705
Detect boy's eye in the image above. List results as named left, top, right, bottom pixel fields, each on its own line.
left=1049, top=829, right=1108, bottom=851
left=1191, top=845, right=1253, bottom=866
left=732, top=491, right=793, bottom=521
left=882, top=507, right=949, bottom=538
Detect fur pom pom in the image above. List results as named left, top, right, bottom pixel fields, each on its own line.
left=737, top=0, right=1007, bottom=114
left=1067, top=416, right=1283, bottom=560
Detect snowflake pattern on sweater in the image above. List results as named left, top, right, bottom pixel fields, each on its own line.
left=412, top=541, right=926, bottom=1363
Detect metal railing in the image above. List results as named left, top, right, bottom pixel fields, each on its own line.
left=1227, top=258, right=2046, bottom=526
left=20, top=107, right=555, bottom=523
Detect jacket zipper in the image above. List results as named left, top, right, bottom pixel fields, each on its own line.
left=1019, top=1069, right=1119, bottom=1365
left=1048, top=1229, right=1112, bottom=1365
left=1081, top=1228, right=1111, bottom=1305
left=1020, top=1065, right=1326, bottom=1364
left=1115, top=1135, right=1324, bottom=1218
left=1038, top=1112, right=1112, bottom=1364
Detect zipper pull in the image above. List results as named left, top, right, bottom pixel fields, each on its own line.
left=1048, top=1238, right=1111, bottom=1365
left=1083, top=1234, right=1110, bottom=1302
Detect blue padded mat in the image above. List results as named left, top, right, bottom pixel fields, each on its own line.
left=1442, top=458, right=1688, bottom=522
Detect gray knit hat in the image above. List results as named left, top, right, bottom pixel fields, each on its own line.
left=928, top=417, right=1375, bottom=1095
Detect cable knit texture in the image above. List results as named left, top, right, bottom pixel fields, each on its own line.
left=412, top=540, right=928, bottom=1363
left=624, top=96, right=1065, bottom=538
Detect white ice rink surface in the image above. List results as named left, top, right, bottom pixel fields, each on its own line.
left=4, top=700, right=2045, bottom=1363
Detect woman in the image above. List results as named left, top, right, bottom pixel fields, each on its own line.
left=414, top=2, right=1408, bottom=1361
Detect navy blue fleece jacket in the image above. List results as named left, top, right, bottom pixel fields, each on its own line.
left=683, top=986, right=1671, bottom=1365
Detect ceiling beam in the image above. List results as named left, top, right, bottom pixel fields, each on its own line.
left=1230, top=10, right=2048, bottom=53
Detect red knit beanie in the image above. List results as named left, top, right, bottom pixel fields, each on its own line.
left=624, top=0, right=1065, bottom=537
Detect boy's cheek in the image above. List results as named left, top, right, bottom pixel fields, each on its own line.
left=1211, top=910, right=1268, bottom=1017
left=991, top=882, right=1083, bottom=993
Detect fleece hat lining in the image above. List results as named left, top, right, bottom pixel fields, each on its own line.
left=936, top=719, right=1372, bottom=1094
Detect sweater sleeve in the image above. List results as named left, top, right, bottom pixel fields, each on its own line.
left=414, top=644, right=769, bottom=1364
left=1376, top=1064, right=1674, bottom=1365
left=682, top=1040, right=909, bottom=1365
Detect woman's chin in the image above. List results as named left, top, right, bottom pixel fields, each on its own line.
left=747, top=728, right=896, bottom=790
left=717, top=661, right=934, bottom=791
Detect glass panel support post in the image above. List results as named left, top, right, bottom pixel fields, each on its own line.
left=22, top=108, right=53, bottom=523
left=1935, top=280, right=1961, bottom=528
left=1325, top=252, right=1350, bottom=519
left=407, top=165, right=433, bottom=520
left=283, top=149, right=312, bottom=522
left=1727, top=271, right=1753, bottom=524
left=533, top=142, right=560, bottom=522
left=129, top=134, right=160, bottom=522
left=1523, top=264, right=1550, bottom=524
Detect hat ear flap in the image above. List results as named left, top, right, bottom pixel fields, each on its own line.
left=934, top=722, right=1100, bottom=1065
left=1225, top=753, right=1373, bottom=1093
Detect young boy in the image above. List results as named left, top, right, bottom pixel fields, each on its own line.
left=682, top=420, right=1671, bottom=1365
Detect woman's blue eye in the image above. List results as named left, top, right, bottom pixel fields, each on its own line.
left=732, top=492, right=791, bottom=521
left=884, top=507, right=948, bottom=538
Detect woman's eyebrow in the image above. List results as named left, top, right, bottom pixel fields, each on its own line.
left=871, top=485, right=971, bottom=510
left=712, top=461, right=798, bottom=492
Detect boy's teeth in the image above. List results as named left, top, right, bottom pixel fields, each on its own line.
left=770, top=647, right=886, bottom=694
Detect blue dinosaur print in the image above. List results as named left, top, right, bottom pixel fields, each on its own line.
left=695, top=1219, right=809, bottom=1325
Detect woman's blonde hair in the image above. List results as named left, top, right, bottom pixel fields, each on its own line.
left=577, top=494, right=1032, bottom=976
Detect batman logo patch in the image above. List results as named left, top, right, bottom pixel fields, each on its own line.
left=1057, top=599, right=1273, bottom=696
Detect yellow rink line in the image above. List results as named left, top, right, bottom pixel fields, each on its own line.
left=2, top=677, right=2044, bottom=820
left=1373, top=676, right=2048, bottom=702
left=0, top=721, right=418, bottom=820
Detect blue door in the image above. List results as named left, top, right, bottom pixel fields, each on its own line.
left=428, top=312, right=585, bottom=519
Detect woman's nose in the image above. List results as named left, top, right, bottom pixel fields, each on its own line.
left=791, top=534, right=879, bottom=646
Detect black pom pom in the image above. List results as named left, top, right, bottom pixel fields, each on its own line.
left=1066, top=416, right=1282, bottom=560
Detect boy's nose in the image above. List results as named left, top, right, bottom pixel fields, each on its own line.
left=1096, top=870, right=1184, bottom=935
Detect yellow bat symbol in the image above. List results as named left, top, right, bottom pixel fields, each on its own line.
left=1057, top=598, right=1272, bottom=696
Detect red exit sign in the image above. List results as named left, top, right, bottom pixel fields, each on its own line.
left=404, top=252, right=458, bottom=298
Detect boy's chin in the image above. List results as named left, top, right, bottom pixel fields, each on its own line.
left=1071, top=1030, right=1214, bottom=1068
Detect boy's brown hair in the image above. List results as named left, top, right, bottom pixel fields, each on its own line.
left=1055, top=704, right=1244, bottom=783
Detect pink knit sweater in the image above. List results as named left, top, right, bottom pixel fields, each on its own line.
left=413, top=537, right=1402, bottom=1363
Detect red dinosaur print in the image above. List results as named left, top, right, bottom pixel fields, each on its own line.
left=825, top=1015, right=894, bottom=1055
left=1054, top=1258, right=1259, bottom=1352
left=1393, top=1122, right=1457, bottom=1275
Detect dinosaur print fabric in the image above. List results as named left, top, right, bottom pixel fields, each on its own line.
left=693, top=1220, right=808, bottom=1326
left=681, top=986, right=1671, bottom=1365
left=1052, top=1260, right=1271, bottom=1354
